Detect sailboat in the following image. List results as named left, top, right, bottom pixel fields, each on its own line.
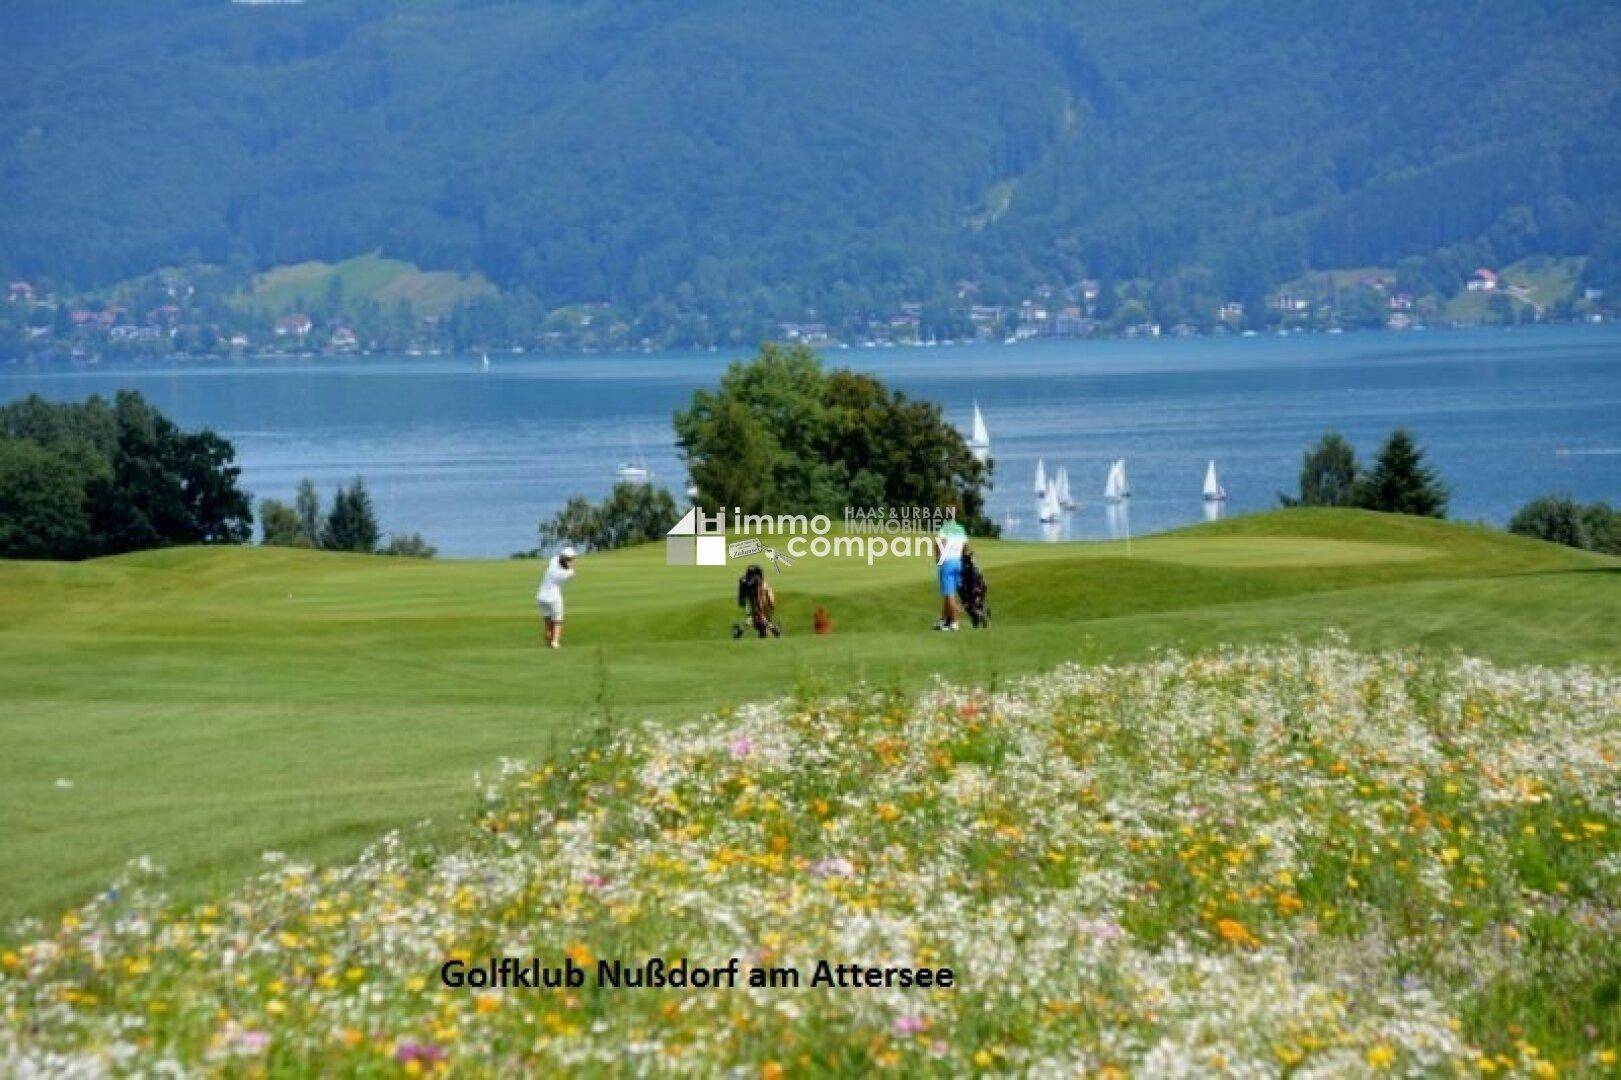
left=1033, top=458, right=1047, bottom=496
left=1202, top=459, right=1228, bottom=502
left=615, top=433, right=652, bottom=484
left=968, top=401, right=991, bottom=464
left=1104, top=459, right=1131, bottom=503
left=1055, top=466, right=1076, bottom=510
left=1037, top=479, right=1063, bottom=523
left=480, top=351, right=491, bottom=372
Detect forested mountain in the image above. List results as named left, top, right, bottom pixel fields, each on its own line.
left=3, top=0, right=1620, bottom=334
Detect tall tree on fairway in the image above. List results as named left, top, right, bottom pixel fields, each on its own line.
left=295, top=479, right=322, bottom=547
left=675, top=344, right=994, bottom=531
left=1283, top=432, right=1361, bottom=508
left=684, top=398, right=777, bottom=516
left=259, top=499, right=309, bottom=548
left=321, top=477, right=381, bottom=553
left=1355, top=429, right=1448, bottom=518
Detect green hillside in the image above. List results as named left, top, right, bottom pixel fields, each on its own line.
left=2, top=510, right=1615, bottom=923
left=3, top=0, right=1619, bottom=325
left=233, top=253, right=497, bottom=319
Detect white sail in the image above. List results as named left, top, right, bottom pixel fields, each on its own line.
left=1202, top=459, right=1227, bottom=501
left=968, top=401, right=991, bottom=463
left=1033, top=458, right=1047, bottom=496
left=1056, top=466, right=1075, bottom=509
left=1038, top=479, right=1062, bottom=522
left=480, top=351, right=491, bottom=371
left=1105, top=458, right=1131, bottom=502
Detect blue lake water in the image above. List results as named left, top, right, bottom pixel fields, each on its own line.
left=3, top=327, right=1619, bottom=556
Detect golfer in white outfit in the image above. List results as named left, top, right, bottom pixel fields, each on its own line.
left=537, top=546, right=576, bottom=649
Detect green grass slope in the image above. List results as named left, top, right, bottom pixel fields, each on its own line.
left=233, top=253, right=497, bottom=320
left=1, top=510, right=1615, bottom=924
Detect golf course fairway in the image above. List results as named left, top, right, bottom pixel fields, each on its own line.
left=2, top=509, right=1616, bottom=923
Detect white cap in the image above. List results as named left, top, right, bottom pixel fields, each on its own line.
left=560, top=545, right=578, bottom=559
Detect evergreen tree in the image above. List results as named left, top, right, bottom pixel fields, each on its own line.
left=1354, top=429, right=1448, bottom=517
left=1282, top=432, right=1360, bottom=507
left=320, top=477, right=381, bottom=553
left=294, top=478, right=322, bottom=546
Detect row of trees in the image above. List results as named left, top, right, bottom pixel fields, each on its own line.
left=529, top=483, right=680, bottom=556
left=0, top=385, right=1610, bottom=565
left=1281, top=429, right=1621, bottom=558
left=1508, top=497, right=1621, bottom=555
left=0, top=392, right=436, bottom=561
left=1282, top=429, right=1449, bottom=517
left=0, top=392, right=252, bottom=560
left=260, top=478, right=436, bottom=558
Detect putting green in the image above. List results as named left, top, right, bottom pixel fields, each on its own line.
left=1063, top=537, right=1439, bottom=567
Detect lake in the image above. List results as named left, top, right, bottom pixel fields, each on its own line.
left=3, top=327, right=1619, bottom=556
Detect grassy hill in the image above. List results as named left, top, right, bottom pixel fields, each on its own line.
left=1, top=510, right=1616, bottom=924
left=1444, top=256, right=1589, bottom=322
left=233, top=253, right=497, bottom=320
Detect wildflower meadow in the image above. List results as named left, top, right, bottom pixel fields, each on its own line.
left=3, top=642, right=1618, bottom=1076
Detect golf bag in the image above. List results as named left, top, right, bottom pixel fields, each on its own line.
left=957, top=550, right=990, bottom=628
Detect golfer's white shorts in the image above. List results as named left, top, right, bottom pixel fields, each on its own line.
left=537, top=597, right=564, bottom=621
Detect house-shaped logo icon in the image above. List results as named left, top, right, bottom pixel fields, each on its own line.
left=666, top=506, right=727, bottom=565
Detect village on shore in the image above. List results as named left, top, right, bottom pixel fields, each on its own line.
left=2, top=258, right=1612, bottom=363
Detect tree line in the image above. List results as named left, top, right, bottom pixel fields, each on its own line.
left=1281, top=430, right=1449, bottom=518
left=0, top=392, right=252, bottom=560
left=1281, top=426, right=1620, bottom=557
left=259, top=478, right=436, bottom=558
left=0, top=393, right=434, bottom=561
